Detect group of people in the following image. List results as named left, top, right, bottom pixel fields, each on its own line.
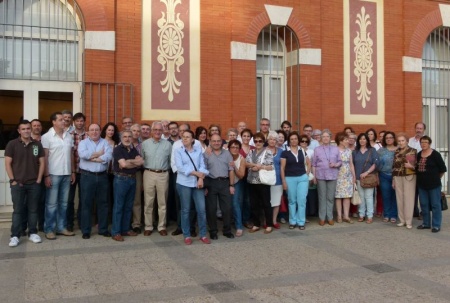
left=5, top=113, right=447, bottom=248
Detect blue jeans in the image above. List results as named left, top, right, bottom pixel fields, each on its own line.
left=80, top=172, right=109, bottom=234
left=356, top=181, right=374, bottom=218
left=232, top=179, right=244, bottom=230
left=44, top=175, right=70, bottom=234
left=10, top=182, right=41, bottom=237
left=112, top=175, right=136, bottom=235
left=418, top=186, right=442, bottom=229
left=286, top=174, right=309, bottom=226
left=379, top=172, right=397, bottom=219
left=176, top=183, right=207, bottom=238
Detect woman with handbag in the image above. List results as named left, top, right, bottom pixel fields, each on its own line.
left=415, top=136, right=446, bottom=233
left=312, top=129, right=341, bottom=226
left=175, top=130, right=211, bottom=245
left=352, top=133, right=378, bottom=223
left=392, top=133, right=417, bottom=229
left=377, top=131, right=398, bottom=223
left=280, top=132, right=310, bottom=230
left=246, top=132, right=274, bottom=234
left=335, top=132, right=356, bottom=224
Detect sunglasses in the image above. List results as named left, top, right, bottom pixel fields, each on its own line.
left=300, top=140, right=308, bottom=143
left=254, top=140, right=264, bottom=143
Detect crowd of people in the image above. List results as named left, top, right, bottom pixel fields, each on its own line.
left=4, top=112, right=447, bottom=247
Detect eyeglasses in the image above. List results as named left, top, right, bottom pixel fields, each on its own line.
left=254, top=140, right=264, bottom=143
left=300, top=140, right=308, bottom=143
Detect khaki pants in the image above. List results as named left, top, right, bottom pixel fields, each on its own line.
left=393, top=175, right=416, bottom=225
left=143, top=170, right=169, bottom=231
left=131, top=171, right=143, bottom=228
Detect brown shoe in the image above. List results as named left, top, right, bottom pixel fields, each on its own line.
left=45, top=232, right=56, bottom=240
left=159, top=230, right=168, bottom=236
left=122, top=230, right=138, bottom=236
left=112, top=234, right=124, bottom=242
left=56, top=229, right=75, bottom=236
left=328, top=220, right=335, bottom=226
left=143, top=230, right=152, bottom=236
left=319, top=220, right=325, bottom=226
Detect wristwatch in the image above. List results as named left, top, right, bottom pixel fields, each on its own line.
left=9, top=179, right=15, bottom=183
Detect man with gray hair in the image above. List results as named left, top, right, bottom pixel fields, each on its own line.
left=141, top=121, right=172, bottom=236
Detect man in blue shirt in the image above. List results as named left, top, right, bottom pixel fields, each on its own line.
left=78, top=123, right=113, bottom=239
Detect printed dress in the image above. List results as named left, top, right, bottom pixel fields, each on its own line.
left=335, top=148, right=353, bottom=198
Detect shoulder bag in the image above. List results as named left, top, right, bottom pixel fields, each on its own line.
left=360, top=149, right=378, bottom=188
left=258, top=149, right=276, bottom=185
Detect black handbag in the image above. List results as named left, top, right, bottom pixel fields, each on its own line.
left=441, top=192, right=448, bottom=211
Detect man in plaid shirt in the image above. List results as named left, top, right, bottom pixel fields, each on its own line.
left=67, top=112, right=87, bottom=232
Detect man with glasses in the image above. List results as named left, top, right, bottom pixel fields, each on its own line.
left=250, top=118, right=270, bottom=146
left=303, top=124, right=320, bottom=150
left=122, top=117, right=133, bottom=132
left=141, top=121, right=172, bottom=236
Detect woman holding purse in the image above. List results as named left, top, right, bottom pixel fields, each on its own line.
left=246, top=132, right=274, bottom=234
left=352, top=133, right=378, bottom=223
left=392, top=133, right=417, bottom=229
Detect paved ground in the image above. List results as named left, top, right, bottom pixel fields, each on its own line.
left=1, top=214, right=450, bottom=303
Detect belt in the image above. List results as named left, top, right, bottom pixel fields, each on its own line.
left=80, top=169, right=107, bottom=176
left=114, top=172, right=136, bottom=178
left=209, top=177, right=229, bottom=181
left=145, top=169, right=168, bottom=173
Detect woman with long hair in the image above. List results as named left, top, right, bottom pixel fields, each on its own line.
left=377, top=131, right=398, bottom=223
left=228, top=139, right=246, bottom=236
left=353, top=133, right=378, bottom=223
left=195, top=126, right=208, bottom=152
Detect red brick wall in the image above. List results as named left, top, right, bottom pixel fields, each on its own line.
left=77, top=0, right=445, bottom=136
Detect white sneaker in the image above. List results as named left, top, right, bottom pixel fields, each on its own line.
left=9, top=237, right=20, bottom=247
left=29, top=234, right=42, bottom=243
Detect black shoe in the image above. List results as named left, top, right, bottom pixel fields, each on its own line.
left=223, top=233, right=235, bottom=239
left=132, top=227, right=142, bottom=234
left=99, top=231, right=112, bottom=237
left=82, top=233, right=90, bottom=239
left=67, top=226, right=74, bottom=232
left=432, top=228, right=440, bottom=233
left=171, top=228, right=182, bottom=236
left=190, top=230, right=197, bottom=237
left=210, top=234, right=218, bottom=240
left=416, top=225, right=430, bottom=230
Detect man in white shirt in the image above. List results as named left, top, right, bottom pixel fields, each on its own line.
left=41, top=112, right=75, bottom=240
left=408, top=122, right=426, bottom=152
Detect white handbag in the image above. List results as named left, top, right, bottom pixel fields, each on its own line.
left=258, top=149, right=276, bottom=185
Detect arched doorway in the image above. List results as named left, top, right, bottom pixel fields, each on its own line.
left=256, top=25, right=300, bottom=130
